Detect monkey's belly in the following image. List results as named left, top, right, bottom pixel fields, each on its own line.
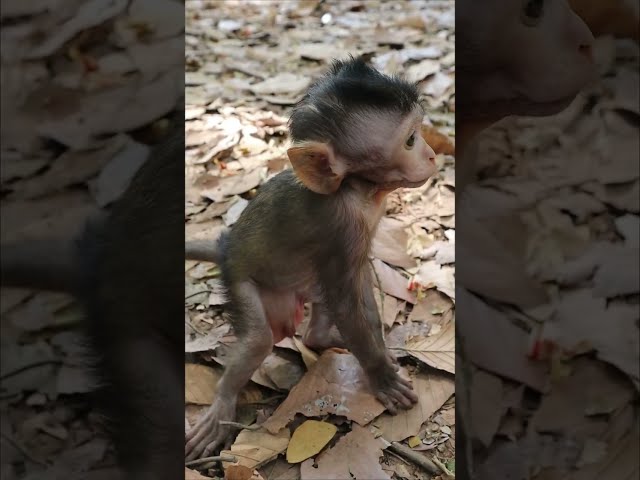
left=259, top=288, right=307, bottom=343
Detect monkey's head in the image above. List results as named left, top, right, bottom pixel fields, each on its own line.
left=287, top=56, right=437, bottom=195
left=457, top=0, right=596, bottom=122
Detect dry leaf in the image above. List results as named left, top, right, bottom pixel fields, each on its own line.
left=286, top=420, right=337, bottom=463
left=470, top=370, right=503, bottom=447
left=457, top=289, right=549, bottom=391
left=200, top=168, right=266, bottom=202
left=374, top=371, right=454, bottom=442
left=185, top=363, right=261, bottom=405
left=224, top=464, right=266, bottom=480
left=300, top=425, right=390, bottom=480
left=372, top=259, right=416, bottom=304
left=413, top=261, right=455, bottom=300
left=185, top=467, right=210, bottom=479
left=222, top=428, right=290, bottom=471
left=263, top=351, right=385, bottom=434
left=405, top=321, right=455, bottom=373
left=372, top=217, right=416, bottom=269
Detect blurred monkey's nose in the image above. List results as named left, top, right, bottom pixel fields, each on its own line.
left=570, top=11, right=595, bottom=62
left=579, top=43, right=593, bottom=61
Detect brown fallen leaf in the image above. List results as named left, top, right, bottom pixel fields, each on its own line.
left=372, top=217, right=416, bottom=269
left=184, top=363, right=261, bottom=405
left=470, top=370, right=503, bottom=447
left=221, top=428, right=290, bottom=471
left=224, top=464, right=266, bottom=480
left=185, top=467, right=210, bottom=479
left=372, top=258, right=416, bottom=304
left=200, top=167, right=266, bottom=202
left=530, top=357, right=634, bottom=436
left=286, top=420, right=337, bottom=463
left=457, top=289, right=549, bottom=391
left=405, top=321, right=455, bottom=374
left=262, top=351, right=385, bottom=434
left=374, top=371, right=454, bottom=442
left=300, top=425, right=390, bottom=480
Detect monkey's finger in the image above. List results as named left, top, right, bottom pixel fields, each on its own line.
left=387, top=386, right=415, bottom=409
left=202, top=437, right=223, bottom=458
left=395, top=381, right=419, bottom=403
left=377, top=392, right=398, bottom=415
left=185, top=427, right=214, bottom=460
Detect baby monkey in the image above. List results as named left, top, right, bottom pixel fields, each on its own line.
left=185, top=57, right=437, bottom=460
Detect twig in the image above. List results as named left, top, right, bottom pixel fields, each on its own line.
left=219, top=420, right=260, bottom=431
left=432, top=457, right=455, bottom=478
left=185, top=454, right=236, bottom=467
left=380, top=437, right=439, bottom=476
left=185, top=318, right=205, bottom=336
left=0, top=360, right=62, bottom=381
left=185, top=290, right=213, bottom=301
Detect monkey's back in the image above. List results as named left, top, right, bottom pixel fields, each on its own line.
left=220, top=169, right=336, bottom=291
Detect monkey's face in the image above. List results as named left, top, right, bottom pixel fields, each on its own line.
left=457, top=0, right=596, bottom=121
left=356, top=108, right=437, bottom=190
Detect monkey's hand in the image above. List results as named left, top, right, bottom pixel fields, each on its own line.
left=185, top=396, right=237, bottom=461
left=366, top=357, right=418, bottom=415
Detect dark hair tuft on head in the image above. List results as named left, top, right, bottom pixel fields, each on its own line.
left=289, top=55, right=420, bottom=149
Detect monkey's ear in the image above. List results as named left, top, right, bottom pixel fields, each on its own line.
left=287, top=143, right=345, bottom=194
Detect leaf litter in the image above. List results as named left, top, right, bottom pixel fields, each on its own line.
left=457, top=29, right=640, bottom=479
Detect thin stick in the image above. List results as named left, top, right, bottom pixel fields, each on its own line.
left=432, top=457, right=455, bottom=478
left=380, top=437, right=439, bottom=476
left=0, top=360, right=61, bottom=381
left=185, top=454, right=236, bottom=467
left=218, top=420, right=260, bottom=431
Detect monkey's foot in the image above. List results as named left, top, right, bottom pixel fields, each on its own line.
left=185, top=396, right=236, bottom=461
left=368, top=363, right=419, bottom=415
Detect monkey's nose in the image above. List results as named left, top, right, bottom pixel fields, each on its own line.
left=425, top=143, right=436, bottom=163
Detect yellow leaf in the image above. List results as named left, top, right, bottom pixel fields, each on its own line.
left=408, top=436, right=422, bottom=448
left=286, top=420, right=337, bottom=463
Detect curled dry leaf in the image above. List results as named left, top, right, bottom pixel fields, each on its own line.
left=286, top=420, right=338, bottom=463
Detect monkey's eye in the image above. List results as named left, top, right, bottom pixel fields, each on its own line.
left=405, top=132, right=416, bottom=149
left=521, top=0, right=544, bottom=26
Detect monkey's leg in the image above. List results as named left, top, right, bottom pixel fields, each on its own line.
left=98, top=337, right=184, bottom=480
left=302, top=302, right=346, bottom=351
left=185, top=281, right=273, bottom=461
left=326, top=269, right=418, bottom=415
left=304, top=302, right=400, bottom=367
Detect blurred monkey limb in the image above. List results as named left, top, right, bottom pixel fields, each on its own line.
left=184, top=56, right=437, bottom=460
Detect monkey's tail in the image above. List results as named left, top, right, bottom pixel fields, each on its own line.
left=185, top=237, right=225, bottom=264
left=0, top=238, right=78, bottom=292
